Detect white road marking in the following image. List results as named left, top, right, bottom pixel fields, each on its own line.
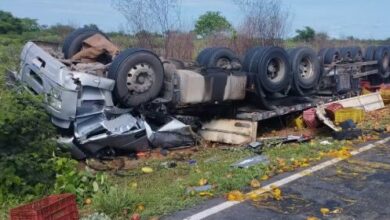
left=184, top=137, right=390, bottom=220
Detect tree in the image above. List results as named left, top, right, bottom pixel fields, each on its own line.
left=294, top=26, right=315, bottom=42
left=0, top=11, right=39, bottom=34
left=194, top=11, right=232, bottom=37
left=234, top=0, right=290, bottom=47
left=111, top=0, right=180, bottom=52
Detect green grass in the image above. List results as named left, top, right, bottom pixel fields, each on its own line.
left=86, top=138, right=347, bottom=219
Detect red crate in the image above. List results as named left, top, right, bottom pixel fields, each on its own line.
left=10, top=194, right=78, bottom=220
left=303, top=108, right=319, bottom=128
left=325, top=103, right=343, bottom=120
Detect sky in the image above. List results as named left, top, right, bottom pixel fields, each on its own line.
left=0, top=0, right=389, bottom=39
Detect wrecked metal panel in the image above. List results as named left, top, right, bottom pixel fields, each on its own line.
left=199, top=119, right=257, bottom=145
left=102, top=114, right=138, bottom=135
left=326, top=92, right=384, bottom=112
left=72, top=72, right=115, bottom=90
left=18, top=42, right=116, bottom=129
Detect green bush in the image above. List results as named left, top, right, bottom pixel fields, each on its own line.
left=0, top=91, right=57, bottom=202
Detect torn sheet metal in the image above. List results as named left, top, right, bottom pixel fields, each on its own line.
left=199, top=119, right=257, bottom=145
left=145, top=118, right=196, bottom=149
left=325, top=92, right=384, bottom=112
left=102, top=114, right=138, bottom=135
left=316, top=106, right=341, bottom=132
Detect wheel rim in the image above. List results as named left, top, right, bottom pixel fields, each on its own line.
left=266, top=57, right=286, bottom=83
left=126, top=63, right=155, bottom=94
left=298, top=56, right=314, bottom=81
left=215, top=57, right=231, bottom=68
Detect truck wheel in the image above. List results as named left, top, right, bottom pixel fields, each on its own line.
left=62, top=27, right=108, bottom=59
left=254, top=46, right=292, bottom=93
left=289, top=47, right=320, bottom=90
left=108, top=48, right=164, bottom=107
left=206, top=47, right=241, bottom=69
left=349, top=46, right=363, bottom=61
left=196, top=47, right=214, bottom=65
left=374, top=46, right=390, bottom=78
left=197, top=47, right=240, bottom=69
left=340, top=47, right=353, bottom=61
left=364, top=46, right=376, bottom=61
left=319, top=48, right=341, bottom=65
left=243, top=47, right=261, bottom=72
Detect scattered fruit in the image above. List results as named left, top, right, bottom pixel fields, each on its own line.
left=199, top=178, right=208, bottom=186
left=141, top=167, right=153, bottom=173
left=320, top=207, right=330, bottom=215
left=84, top=198, right=92, bottom=205
left=250, top=179, right=261, bottom=188
left=271, top=186, right=282, bottom=200
left=227, top=190, right=244, bottom=201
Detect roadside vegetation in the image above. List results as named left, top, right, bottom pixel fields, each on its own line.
left=1, top=3, right=390, bottom=219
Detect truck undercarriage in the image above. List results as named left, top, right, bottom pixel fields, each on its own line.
left=14, top=27, right=390, bottom=159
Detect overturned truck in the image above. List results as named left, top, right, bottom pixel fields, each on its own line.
left=15, top=27, right=390, bottom=159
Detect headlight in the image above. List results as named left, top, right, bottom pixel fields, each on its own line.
left=47, top=88, right=62, bottom=110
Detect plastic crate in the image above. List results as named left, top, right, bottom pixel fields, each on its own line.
left=380, top=85, right=390, bottom=105
left=334, top=108, right=365, bottom=124
left=10, top=194, right=78, bottom=220
left=303, top=108, right=318, bottom=128
left=293, top=115, right=304, bottom=129
left=325, top=103, right=343, bottom=120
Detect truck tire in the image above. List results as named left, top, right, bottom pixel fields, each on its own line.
left=196, top=47, right=214, bottom=65
left=374, top=46, right=390, bottom=78
left=62, top=27, right=108, bottom=59
left=248, top=47, right=267, bottom=74
left=197, top=47, right=241, bottom=69
left=349, top=46, right=363, bottom=61
left=108, top=48, right=164, bottom=107
left=319, top=48, right=341, bottom=65
left=289, top=47, right=320, bottom=90
left=252, top=46, right=292, bottom=93
left=364, top=46, right=376, bottom=61
left=243, top=47, right=262, bottom=72
left=340, top=47, right=353, bottom=61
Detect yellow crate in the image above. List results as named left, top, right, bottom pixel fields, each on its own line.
left=334, top=108, right=365, bottom=124
left=294, top=115, right=304, bottom=130
left=380, top=88, right=390, bottom=105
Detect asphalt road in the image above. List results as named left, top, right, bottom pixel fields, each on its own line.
left=167, top=137, right=390, bottom=220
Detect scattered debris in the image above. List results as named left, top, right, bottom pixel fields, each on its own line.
left=145, top=118, right=196, bottom=149
left=303, top=108, right=320, bottom=128
left=130, top=213, right=141, bottom=220
left=227, top=190, right=245, bottom=201
left=198, top=178, right=208, bottom=186
left=199, top=192, right=214, bottom=197
left=160, top=161, right=177, bottom=169
left=323, top=146, right=352, bottom=159
left=333, top=129, right=362, bottom=140
left=81, top=213, right=111, bottom=220
left=320, top=140, right=332, bottom=145
left=186, top=185, right=213, bottom=195
left=247, top=141, right=263, bottom=149
left=231, top=155, right=269, bottom=168
left=271, top=186, right=282, bottom=201
left=333, top=107, right=365, bottom=124
left=72, top=34, right=119, bottom=62
left=250, top=179, right=261, bottom=188
left=199, top=119, right=257, bottom=145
